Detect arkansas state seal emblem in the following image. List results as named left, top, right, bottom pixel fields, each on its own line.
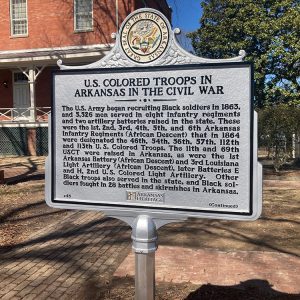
left=120, top=10, right=170, bottom=63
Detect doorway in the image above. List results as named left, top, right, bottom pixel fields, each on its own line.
left=13, top=72, right=30, bottom=119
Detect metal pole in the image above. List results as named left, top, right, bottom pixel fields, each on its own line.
left=131, top=215, right=157, bottom=300
left=135, top=252, right=155, bottom=299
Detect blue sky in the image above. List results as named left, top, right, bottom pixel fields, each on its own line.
left=167, top=0, right=203, bottom=33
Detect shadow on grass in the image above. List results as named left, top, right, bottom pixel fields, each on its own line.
left=185, top=279, right=300, bottom=300
left=158, top=217, right=300, bottom=258
left=0, top=215, right=131, bottom=254
left=79, top=276, right=300, bottom=300
left=6, top=173, right=45, bottom=184
left=0, top=200, right=46, bottom=223
left=2, top=157, right=45, bottom=184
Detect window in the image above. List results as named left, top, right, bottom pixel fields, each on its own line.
left=10, top=0, right=28, bottom=36
left=14, top=72, right=28, bottom=83
left=74, top=0, right=93, bottom=31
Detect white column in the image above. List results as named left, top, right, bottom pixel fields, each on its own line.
left=28, top=67, right=36, bottom=122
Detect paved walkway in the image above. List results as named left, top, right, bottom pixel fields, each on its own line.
left=0, top=211, right=131, bottom=299
left=115, top=246, right=300, bottom=295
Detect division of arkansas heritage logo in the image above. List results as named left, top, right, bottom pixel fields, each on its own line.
left=127, top=191, right=165, bottom=204
left=120, top=11, right=170, bottom=63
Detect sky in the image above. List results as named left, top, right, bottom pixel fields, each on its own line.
left=166, top=1, right=203, bottom=52
left=167, top=0, right=203, bottom=33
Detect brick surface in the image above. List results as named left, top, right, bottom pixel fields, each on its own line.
left=1, top=290, right=18, bottom=300
left=115, top=245, right=300, bottom=294
left=0, top=211, right=131, bottom=299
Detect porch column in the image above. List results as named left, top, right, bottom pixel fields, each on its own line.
left=28, top=67, right=36, bottom=123
left=27, top=128, right=37, bottom=156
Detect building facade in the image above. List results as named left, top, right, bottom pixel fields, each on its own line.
left=0, top=0, right=171, bottom=155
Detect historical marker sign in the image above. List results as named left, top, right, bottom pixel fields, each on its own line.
left=46, top=8, right=261, bottom=221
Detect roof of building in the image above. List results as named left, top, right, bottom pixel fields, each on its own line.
left=0, top=44, right=113, bottom=67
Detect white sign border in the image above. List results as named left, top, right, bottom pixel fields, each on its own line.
left=46, top=62, right=262, bottom=221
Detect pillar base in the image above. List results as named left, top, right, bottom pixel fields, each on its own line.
left=27, top=128, right=37, bottom=156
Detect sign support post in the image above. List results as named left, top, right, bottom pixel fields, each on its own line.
left=132, top=215, right=157, bottom=300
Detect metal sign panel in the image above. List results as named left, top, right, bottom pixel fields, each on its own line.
left=47, top=62, right=261, bottom=220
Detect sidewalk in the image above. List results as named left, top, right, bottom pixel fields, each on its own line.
left=0, top=211, right=131, bottom=299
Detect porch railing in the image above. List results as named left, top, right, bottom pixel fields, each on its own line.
left=0, top=107, right=51, bottom=123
